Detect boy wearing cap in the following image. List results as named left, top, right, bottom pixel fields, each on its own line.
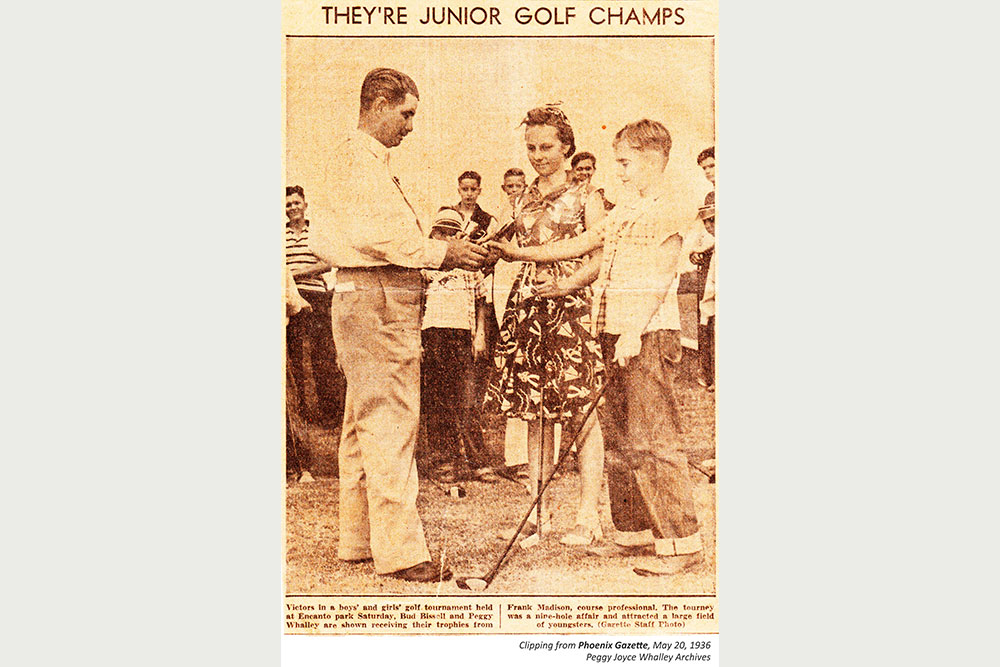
left=420, top=206, right=497, bottom=484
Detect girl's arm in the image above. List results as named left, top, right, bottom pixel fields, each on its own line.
left=487, top=226, right=602, bottom=262
left=534, top=251, right=602, bottom=298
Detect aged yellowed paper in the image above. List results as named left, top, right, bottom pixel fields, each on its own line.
left=283, top=0, right=718, bottom=641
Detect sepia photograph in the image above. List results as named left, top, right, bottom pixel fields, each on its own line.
left=283, top=33, right=717, bottom=611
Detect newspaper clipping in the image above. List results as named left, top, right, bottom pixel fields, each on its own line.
left=283, top=0, right=718, bottom=655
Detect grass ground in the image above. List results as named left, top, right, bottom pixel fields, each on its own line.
left=285, top=349, right=716, bottom=596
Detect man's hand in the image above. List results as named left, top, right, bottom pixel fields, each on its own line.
left=440, top=238, right=488, bottom=271
left=485, top=238, right=520, bottom=261
left=285, top=298, right=311, bottom=319
left=613, top=332, right=642, bottom=367
left=483, top=244, right=502, bottom=269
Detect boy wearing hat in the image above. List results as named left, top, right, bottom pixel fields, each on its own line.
left=420, top=207, right=497, bottom=484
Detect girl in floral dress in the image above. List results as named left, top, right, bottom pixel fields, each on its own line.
left=485, top=106, right=606, bottom=544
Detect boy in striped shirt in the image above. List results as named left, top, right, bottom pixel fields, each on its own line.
left=285, top=185, right=345, bottom=426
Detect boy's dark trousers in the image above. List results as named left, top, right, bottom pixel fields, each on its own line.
left=598, top=330, right=700, bottom=543
left=698, top=315, right=715, bottom=386
left=693, top=246, right=715, bottom=385
left=286, top=360, right=311, bottom=475
left=420, top=327, right=489, bottom=470
left=286, top=289, right=346, bottom=424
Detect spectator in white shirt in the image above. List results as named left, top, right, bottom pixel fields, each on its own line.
left=420, top=207, right=498, bottom=484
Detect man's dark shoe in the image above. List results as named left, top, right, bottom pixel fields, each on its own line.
left=386, top=561, right=452, bottom=582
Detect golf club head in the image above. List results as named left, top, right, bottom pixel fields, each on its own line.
left=519, top=532, right=540, bottom=550
left=455, top=577, right=489, bottom=591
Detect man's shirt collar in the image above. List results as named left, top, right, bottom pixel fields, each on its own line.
left=354, top=128, right=390, bottom=164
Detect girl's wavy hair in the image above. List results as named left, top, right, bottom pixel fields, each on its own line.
left=521, top=104, right=576, bottom=158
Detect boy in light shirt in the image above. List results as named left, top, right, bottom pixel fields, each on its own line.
left=420, top=207, right=497, bottom=484
left=490, top=119, right=704, bottom=574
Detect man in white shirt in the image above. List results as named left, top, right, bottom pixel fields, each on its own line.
left=310, top=68, right=487, bottom=583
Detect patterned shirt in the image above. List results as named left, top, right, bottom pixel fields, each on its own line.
left=421, top=268, right=483, bottom=331
left=592, top=184, right=695, bottom=337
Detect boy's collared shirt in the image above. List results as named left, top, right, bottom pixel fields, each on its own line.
left=421, top=268, right=483, bottom=331
left=592, top=182, right=695, bottom=337
left=456, top=202, right=499, bottom=242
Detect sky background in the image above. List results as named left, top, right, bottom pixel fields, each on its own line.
left=285, top=36, right=715, bottom=220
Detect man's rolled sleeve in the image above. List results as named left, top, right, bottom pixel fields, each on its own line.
left=350, top=230, right=448, bottom=269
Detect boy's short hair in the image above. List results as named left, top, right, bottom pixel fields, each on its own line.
left=503, top=168, right=525, bottom=180
left=571, top=152, right=596, bottom=169
left=286, top=185, right=305, bottom=198
left=613, top=119, right=672, bottom=159
left=697, top=146, right=715, bottom=164
left=359, top=68, right=419, bottom=113
left=458, top=171, right=482, bottom=186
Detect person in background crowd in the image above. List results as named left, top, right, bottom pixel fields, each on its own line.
left=490, top=119, right=705, bottom=576
left=690, top=147, right=716, bottom=390
left=309, top=67, right=488, bottom=583
left=454, top=170, right=498, bottom=241
left=286, top=264, right=314, bottom=484
left=420, top=207, right=499, bottom=484
left=285, top=185, right=345, bottom=426
left=493, top=167, right=532, bottom=487
left=450, top=172, right=503, bottom=468
left=501, top=167, right=527, bottom=212
left=571, top=151, right=615, bottom=211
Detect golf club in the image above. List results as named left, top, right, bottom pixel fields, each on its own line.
left=455, top=380, right=608, bottom=591
left=689, top=459, right=715, bottom=484
left=537, top=362, right=548, bottom=536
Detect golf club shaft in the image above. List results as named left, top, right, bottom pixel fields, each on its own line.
left=689, top=461, right=712, bottom=479
left=538, top=377, right=545, bottom=535
left=424, top=473, right=448, bottom=493
left=481, top=381, right=609, bottom=585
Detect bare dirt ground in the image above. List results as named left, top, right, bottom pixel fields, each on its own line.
left=285, top=349, right=716, bottom=597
